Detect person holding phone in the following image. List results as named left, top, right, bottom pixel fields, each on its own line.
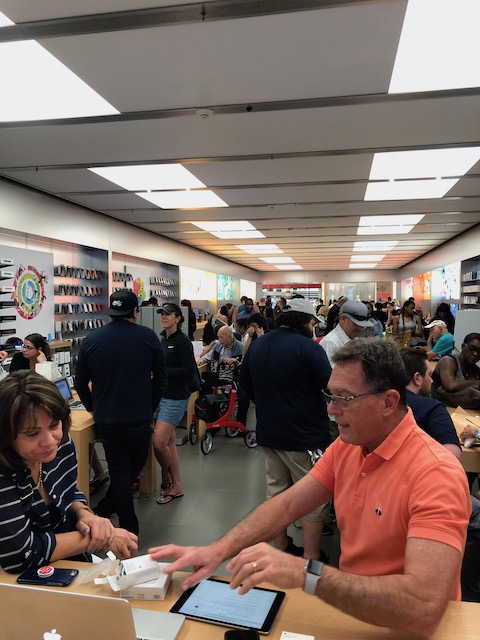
left=0, top=370, right=138, bottom=573
left=9, top=333, right=51, bottom=372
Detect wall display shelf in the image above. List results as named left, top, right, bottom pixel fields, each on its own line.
left=0, top=258, right=16, bottom=341
left=53, top=248, right=109, bottom=372
left=460, top=259, right=480, bottom=310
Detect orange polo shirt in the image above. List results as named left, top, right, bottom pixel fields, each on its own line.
left=310, top=408, right=470, bottom=600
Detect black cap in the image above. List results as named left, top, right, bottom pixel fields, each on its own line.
left=107, top=290, right=139, bottom=316
left=157, top=303, right=182, bottom=316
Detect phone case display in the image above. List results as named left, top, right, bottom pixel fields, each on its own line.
left=53, top=249, right=108, bottom=369
left=150, top=276, right=176, bottom=299
left=0, top=258, right=16, bottom=338
left=461, top=257, right=480, bottom=308
left=111, top=271, right=133, bottom=294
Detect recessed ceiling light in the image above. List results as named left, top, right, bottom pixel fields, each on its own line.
left=260, top=257, right=295, bottom=264
left=275, top=264, right=303, bottom=270
left=0, top=40, right=118, bottom=122
left=365, top=178, right=458, bottom=201
left=349, top=263, right=378, bottom=269
left=357, top=214, right=423, bottom=235
left=213, top=231, right=265, bottom=239
left=389, top=0, right=480, bottom=93
left=353, top=241, right=398, bottom=251
left=0, top=11, right=13, bottom=26
left=89, top=165, right=205, bottom=191
left=236, top=245, right=283, bottom=254
left=350, top=255, right=385, bottom=262
left=137, top=191, right=228, bottom=209
left=193, top=221, right=255, bottom=232
left=365, top=148, right=480, bottom=200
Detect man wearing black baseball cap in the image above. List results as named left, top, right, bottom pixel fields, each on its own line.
left=75, top=290, right=168, bottom=535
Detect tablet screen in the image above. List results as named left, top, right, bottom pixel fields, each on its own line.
left=170, top=578, right=285, bottom=635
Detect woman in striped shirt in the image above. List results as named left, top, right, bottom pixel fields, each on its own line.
left=0, top=371, right=138, bottom=573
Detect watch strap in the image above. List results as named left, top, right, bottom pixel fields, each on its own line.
left=304, top=558, right=324, bottom=595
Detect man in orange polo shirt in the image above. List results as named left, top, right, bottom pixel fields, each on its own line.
left=150, top=340, right=470, bottom=636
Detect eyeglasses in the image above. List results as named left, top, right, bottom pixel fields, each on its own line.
left=464, top=344, right=480, bottom=356
left=22, top=345, right=36, bottom=351
left=321, top=388, right=386, bottom=408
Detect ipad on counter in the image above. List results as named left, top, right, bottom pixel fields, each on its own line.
left=170, top=577, right=285, bottom=635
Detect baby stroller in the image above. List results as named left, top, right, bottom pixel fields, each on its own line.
left=189, top=361, right=257, bottom=455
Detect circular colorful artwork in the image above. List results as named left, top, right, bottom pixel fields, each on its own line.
left=13, top=264, right=47, bottom=320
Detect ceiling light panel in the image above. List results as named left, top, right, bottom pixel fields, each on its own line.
left=89, top=165, right=205, bottom=191
left=193, top=221, right=255, bottom=232
left=349, top=263, right=378, bottom=269
left=389, top=0, right=480, bottom=93
left=353, top=241, right=399, bottom=251
left=275, top=264, right=303, bottom=270
left=260, top=257, right=295, bottom=264
left=350, top=255, right=385, bottom=262
left=212, top=231, right=265, bottom=239
left=0, top=41, right=118, bottom=122
left=236, top=245, right=283, bottom=254
left=365, top=148, right=480, bottom=200
left=358, top=214, right=424, bottom=236
left=137, top=191, right=228, bottom=209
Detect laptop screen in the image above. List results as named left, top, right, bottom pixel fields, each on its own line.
left=54, top=377, right=73, bottom=402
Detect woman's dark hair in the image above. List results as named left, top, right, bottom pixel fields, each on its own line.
left=264, top=306, right=274, bottom=319
left=464, top=333, right=480, bottom=345
left=0, top=371, right=71, bottom=471
left=24, top=333, right=52, bottom=360
left=247, top=313, right=267, bottom=331
left=435, top=303, right=453, bottom=318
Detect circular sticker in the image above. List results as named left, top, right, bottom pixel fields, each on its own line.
left=37, top=565, right=55, bottom=578
left=13, top=264, right=47, bottom=320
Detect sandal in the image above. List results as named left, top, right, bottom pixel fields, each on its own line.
left=156, top=491, right=184, bottom=505
left=160, top=482, right=173, bottom=495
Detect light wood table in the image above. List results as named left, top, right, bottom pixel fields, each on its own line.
left=69, top=411, right=157, bottom=502
left=448, top=406, right=480, bottom=473
left=1, top=561, right=480, bottom=639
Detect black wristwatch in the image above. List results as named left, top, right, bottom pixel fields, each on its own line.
left=303, top=558, right=324, bottom=595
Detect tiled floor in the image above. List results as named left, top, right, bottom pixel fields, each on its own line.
left=91, top=430, right=340, bottom=575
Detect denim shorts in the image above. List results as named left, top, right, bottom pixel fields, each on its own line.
left=153, top=397, right=189, bottom=426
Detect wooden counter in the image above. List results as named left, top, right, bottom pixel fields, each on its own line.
left=1, top=561, right=480, bottom=639
left=449, top=406, right=480, bottom=473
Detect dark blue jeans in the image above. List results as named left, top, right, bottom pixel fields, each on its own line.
left=94, top=421, right=153, bottom=535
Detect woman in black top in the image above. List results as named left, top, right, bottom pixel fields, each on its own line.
left=153, top=303, right=197, bottom=504
left=9, top=333, right=51, bottom=372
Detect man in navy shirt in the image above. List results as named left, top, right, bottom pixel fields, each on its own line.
left=400, top=348, right=461, bottom=460
left=240, top=297, right=332, bottom=560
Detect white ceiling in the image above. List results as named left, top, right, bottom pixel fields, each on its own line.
left=0, top=0, right=479, bottom=273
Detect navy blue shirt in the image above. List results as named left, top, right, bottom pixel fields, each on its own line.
left=406, top=389, right=461, bottom=450
left=75, top=319, right=167, bottom=425
left=240, top=328, right=332, bottom=451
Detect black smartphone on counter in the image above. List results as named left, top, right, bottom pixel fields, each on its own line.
left=17, top=567, right=79, bottom=587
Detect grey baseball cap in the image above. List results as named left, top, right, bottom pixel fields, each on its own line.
left=340, top=300, right=372, bottom=327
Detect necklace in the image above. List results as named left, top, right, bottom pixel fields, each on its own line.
left=36, top=462, right=43, bottom=491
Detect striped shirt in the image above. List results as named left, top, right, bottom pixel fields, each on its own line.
left=0, top=436, right=86, bottom=573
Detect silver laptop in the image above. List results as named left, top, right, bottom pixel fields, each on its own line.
left=0, top=583, right=185, bottom=640
left=54, top=377, right=86, bottom=410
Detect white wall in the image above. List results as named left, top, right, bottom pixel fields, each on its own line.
left=0, top=178, right=260, bottom=283
left=397, top=225, right=480, bottom=280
